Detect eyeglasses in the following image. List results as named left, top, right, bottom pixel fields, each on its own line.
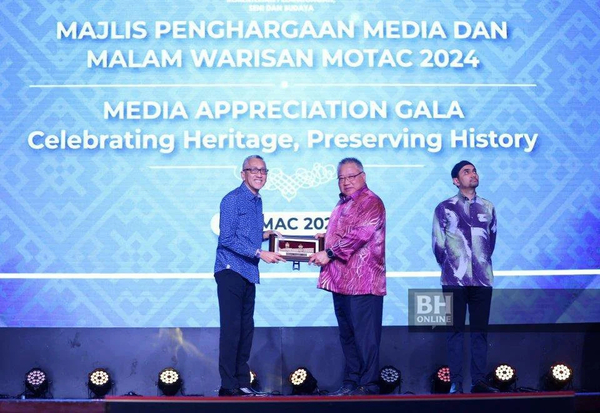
left=244, top=168, right=269, bottom=175
left=337, top=171, right=364, bottom=183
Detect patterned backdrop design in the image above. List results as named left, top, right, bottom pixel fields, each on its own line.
left=0, top=0, right=599, bottom=327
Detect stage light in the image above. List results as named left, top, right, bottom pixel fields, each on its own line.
left=158, top=367, right=182, bottom=396
left=543, top=363, right=573, bottom=391
left=431, top=365, right=451, bottom=394
left=379, top=365, right=401, bottom=394
left=88, top=368, right=112, bottom=398
left=288, top=367, right=318, bottom=395
left=490, top=364, right=517, bottom=392
left=25, top=368, right=49, bottom=398
left=551, top=364, right=572, bottom=383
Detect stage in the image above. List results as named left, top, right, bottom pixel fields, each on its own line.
left=1, top=392, right=599, bottom=413
left=0, top=325, right=598, bottom=401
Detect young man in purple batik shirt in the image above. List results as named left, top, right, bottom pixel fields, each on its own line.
left=432, top=160, right=498, bottom=394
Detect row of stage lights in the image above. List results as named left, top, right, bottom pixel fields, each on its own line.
left=432, top=363, right=573, bottom=394
left=22, top=367, right=185, bottom=399
left=289, top=362, right=574, bottom=395
left=20, top=362, right=573, bottom=399
left=485, top=363, right=574, bottom=392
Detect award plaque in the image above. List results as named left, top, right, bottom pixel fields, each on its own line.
left=269, top=234, right=325, bottom=262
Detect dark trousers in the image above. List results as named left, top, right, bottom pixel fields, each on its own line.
left=443, top=286, right=492, bottom=385
left=215, top=269, right=256, bottom=389
left=333, top=292, right=384, bottom=391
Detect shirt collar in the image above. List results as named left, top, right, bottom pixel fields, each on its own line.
left=457, top=190, right=477, bottom=203
left=240, top=182, right=261, bottom=201
left=339, top=185, right=369, bottom=203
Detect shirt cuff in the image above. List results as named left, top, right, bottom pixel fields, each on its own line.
left=330, top=244, right=341, bottom=258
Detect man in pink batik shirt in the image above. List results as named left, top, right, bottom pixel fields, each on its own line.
left=309, top=157, right=386, bottom=396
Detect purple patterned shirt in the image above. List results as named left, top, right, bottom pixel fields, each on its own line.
left=432, top=192, right=497, bottom=287
left=317, top=185, right=386, bottom=296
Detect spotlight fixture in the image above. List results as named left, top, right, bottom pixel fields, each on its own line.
left=490, top=364, right=517, bottom=392
left=543, top=363, right=573, bottom=391
left=88, top=368, right=112, bottom=398
left=158, top=367, right=182, bottom=396
left=25, top=368, right=49, bottom=398
left=288, top=367, right=318, bottom=395
left=379, top=365, right=401, bottom=394
left=432, top=366, right=451, bottom=394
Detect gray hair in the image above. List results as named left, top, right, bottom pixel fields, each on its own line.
left=337, top=157, right=364, bottom=174
left=242, top=155, right=265, bottom=169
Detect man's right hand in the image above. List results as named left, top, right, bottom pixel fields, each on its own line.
left=314, top=233, right=325, bottom=239
left=260, top=250, right=286, bottom=264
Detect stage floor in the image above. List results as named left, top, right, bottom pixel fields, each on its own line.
left=1, top=391, right=599, bottom=413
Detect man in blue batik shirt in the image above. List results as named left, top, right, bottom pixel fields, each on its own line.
left=215, top=155, right=284, bottom=397
left=432, top=160, right=498, bottom=394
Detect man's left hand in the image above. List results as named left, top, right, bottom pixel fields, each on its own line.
left=308, top=250, right=330, bottom=267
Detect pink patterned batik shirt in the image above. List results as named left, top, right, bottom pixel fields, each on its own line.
left=317, top=185, right=386, bottom=296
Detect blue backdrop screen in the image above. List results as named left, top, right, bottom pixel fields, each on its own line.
left=1, top=1, right=599, bottom=327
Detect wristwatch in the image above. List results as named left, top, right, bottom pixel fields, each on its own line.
left=326, top=248, right=335, bottom=260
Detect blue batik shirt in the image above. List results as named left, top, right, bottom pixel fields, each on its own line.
left=214, top=183, right=264, bottom=284
left=432, top=191, right=497, bottom=287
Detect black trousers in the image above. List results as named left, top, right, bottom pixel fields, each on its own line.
left=215, top=269, right=256, bottom=389
left=442, top=286, right=493, bottom=385
left=333, top=292, right=384, bottom=391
